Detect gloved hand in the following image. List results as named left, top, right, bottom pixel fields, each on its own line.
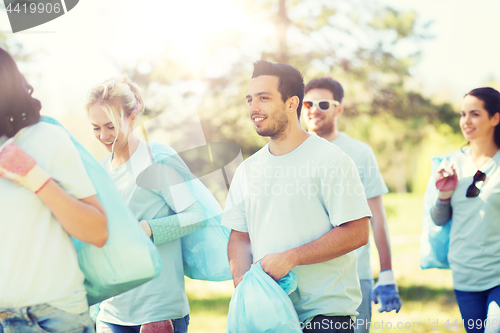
left=0, top=141, right=51, bottom=193
left=140, top=320, right=174, bottom=333
left=370, top=270, right=402, bottom=313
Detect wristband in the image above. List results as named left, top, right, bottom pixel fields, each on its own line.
left=377, top=270, right=396, bottom=285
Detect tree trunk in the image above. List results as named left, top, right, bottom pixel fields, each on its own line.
left=275, top=0, right=290, bottom=63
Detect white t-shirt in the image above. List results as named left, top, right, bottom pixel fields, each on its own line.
left=0, top=122, right=96, bottom=314
left=331, top=132, right=389, bottom=280
left=97, top=140, right=195, bottom=325
left=444, top=147, right=500, bottom=291
left=221, top=135, right=372, bottom=322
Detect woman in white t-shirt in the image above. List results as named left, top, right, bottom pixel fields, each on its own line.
left=85, top=76, right=210, bottom=333
left=431, top=87, right=500, bottom=333
left=0, top=48, right=108, bottom=332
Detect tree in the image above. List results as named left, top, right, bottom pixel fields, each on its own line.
left=200, top=0, right=460, bottom=192
left=0, top=33, right=32, bottom=62
left=124, top=0, right=461, bottom=192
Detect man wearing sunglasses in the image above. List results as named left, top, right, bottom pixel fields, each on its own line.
left=302, top=77, right=402, bottom=333
left=222, top=61, right=372, bottom=332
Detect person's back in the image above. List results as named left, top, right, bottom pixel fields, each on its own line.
left=0, top=46, right=108, bottom=333
left=1, top=122, right=95, bottom=314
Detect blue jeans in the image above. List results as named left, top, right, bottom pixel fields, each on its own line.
left=0, top=304, right=95, bottom=333
left=455, top=285, right=500, bottom=333
left=96, top=315, right=189, bottom=333
left=354, top=279, right=373, bottom=333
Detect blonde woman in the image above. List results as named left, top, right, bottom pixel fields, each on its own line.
left=86, top=76, right=210, bottom=333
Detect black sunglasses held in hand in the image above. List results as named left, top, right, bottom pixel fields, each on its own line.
left=466, top=170, right=486, bottom=198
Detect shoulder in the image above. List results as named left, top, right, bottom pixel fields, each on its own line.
left=230, top=145, right=270, bottom=183
left=21, top=121, right=69, bottom=141
left=334, top=133, right=374, bottom=154
left=15, top=121, right=73, bottom=154
left=444, top=148, right=467, bottom=164
left=306, top=135, right=354, bottom=165
left=150, top=141, right=178, bottom=160
left=238, top=144, right=269, bottom=168
left=98, top=154, right=112, bottom=168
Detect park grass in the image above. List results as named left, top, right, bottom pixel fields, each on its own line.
left=185, top=193, right=464, bottom=333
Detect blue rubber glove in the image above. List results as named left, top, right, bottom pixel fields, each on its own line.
left=370, top=270, right=402, bottom=313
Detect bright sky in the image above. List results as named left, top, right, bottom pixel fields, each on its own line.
left=383, top=0, right=500, bottom=100
left=1, top=0, right=500, bottom=120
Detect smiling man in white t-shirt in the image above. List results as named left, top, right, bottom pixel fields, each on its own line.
left=302, top=77, right=402, bottom=333
left=222, top=60, right=371, bottom=333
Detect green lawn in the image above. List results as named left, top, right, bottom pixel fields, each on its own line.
left=185, top=193, right=464, bottom=332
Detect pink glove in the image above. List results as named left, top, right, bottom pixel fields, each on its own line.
left=140, top=320, right=174, bottom=333
left=0, top=142, right=51, bottom=193
left=435, top=165, right=458, bottom=192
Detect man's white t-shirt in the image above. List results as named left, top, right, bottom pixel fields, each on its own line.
left=0, top=122, right=96, bottom=314
left=222, top=135, right=372, bottom=322
left=331, top=132, right=389, bottom=280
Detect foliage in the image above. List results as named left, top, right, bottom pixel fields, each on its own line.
left=203, top=0, right=461, bottom=192
left=0, top=33, right=33, bottom=62
left=123, top=0, right=463, bottom=192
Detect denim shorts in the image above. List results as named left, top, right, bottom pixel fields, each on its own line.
left=0, top=303, right=95, bottom=333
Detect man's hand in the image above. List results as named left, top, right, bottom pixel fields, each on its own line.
left=371, top=270, right=402, bottom=313
left=259, top=251, right=296, bottom=281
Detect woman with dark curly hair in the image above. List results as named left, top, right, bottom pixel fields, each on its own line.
left=0, top=47, right=108, bottom=333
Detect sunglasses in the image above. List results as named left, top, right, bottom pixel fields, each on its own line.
left=466, top=170, right=486, bottom=198
left=303, top=100, right=339, bottom=111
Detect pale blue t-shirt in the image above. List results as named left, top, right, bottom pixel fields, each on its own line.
left=222, top=135, right=372, bottom=322
left=97, top=140, right=195, bottom=325
left=444, top=147, right=500, bottom=292
left=0, top=122, right=96, bottom=314
left=331, top=132, right=389, bottom=280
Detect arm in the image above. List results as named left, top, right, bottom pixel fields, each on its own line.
left=368, top=195, right=392, bottom=271
left=260, top=217, right=369, bottom=281
left=0, top=142, right=108, bottom=247
left=139, top=201, right=207, bottom=245
left=430, top=198, right=452, bottom=226
left=228, top=230, right=253, bottom=288
left=37, top=182, right=108, bottom=247
left=430, top=165, right=457, bottom=226
left=367, top=196, right=402, bottom=313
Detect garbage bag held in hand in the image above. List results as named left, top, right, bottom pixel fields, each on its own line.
left=420, top=154, right=452, bottom=269
left=150, top=142, right=232, bottom=281
left=226, top=262, right=301, bottom=333
left=41, top=116, right=162, bottom=304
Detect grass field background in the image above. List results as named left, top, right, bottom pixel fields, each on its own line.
left=184, top=193, right=464, bottom=333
